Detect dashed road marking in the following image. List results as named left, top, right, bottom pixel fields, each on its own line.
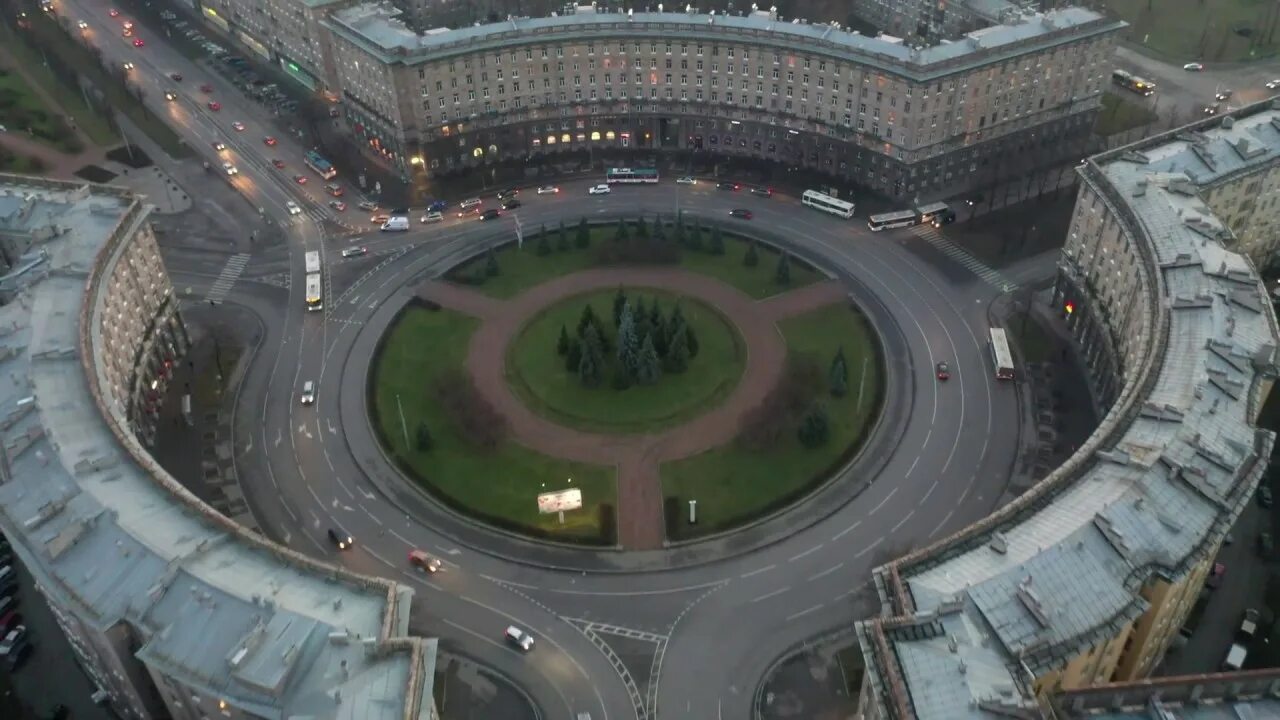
left=911, top=225, right=1017, bottom=292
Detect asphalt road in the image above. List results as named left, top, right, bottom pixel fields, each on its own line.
left=1114, top=46, right=1280, bottom=123
left=53, top=3, right=1033, bottom=717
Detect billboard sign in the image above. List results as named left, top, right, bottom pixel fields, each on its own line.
left=537, top=488, right=582, bottom=514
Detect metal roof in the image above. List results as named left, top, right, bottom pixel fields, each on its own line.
left=0, top=176, right=431, bottom=720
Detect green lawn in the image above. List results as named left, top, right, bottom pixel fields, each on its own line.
left=371, top=304, right=617, bottom=544
left=0, top=68, right=82, bottom=154
left=660, top=303, right=883, bottom=539
left=507, top=289, right=745, bottom=433
left=1096, top=93, right=1158, bottom=138
left=450, top=224, right=823, bottom=300
left=0, top=25, right=116, bottom=148
left=1108, top=0, right=1280, bottom=62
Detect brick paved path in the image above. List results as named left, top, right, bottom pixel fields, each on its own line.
left=420, top=269, right=845, bottom=550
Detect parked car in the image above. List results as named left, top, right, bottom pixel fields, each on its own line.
left=1239, top=608, right=1261, bottom=641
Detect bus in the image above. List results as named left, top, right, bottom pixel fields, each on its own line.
left=305, top=274, right=323, bottom=312
left=606, top=167, right=660, bottom=184
left=801, top=190, right=855, bottom=219
left=304, top=151, right=337, bottom=180
left=1111, top=69, right=1155, bottom=97
left=989, top=327, right=1015, bottom=380
left=304, top=250, right=321, bottom=275
left=867, top=210, right=919, bottom=232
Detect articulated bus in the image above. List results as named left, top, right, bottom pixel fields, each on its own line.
left=304, top=151, right=338, bottom=180
left=304, top=250, right=321, bottom=275
left=305, top=274, right=323, bottom=312
left=606, top=167, right=660, bottom=184
left=989, top=327, right=1015, bottom=380
left=1111, top=69, right=1156, bottom=97
left=867, top=209, right=919, bottom=232
left=801, top=190, right=855, bottom=219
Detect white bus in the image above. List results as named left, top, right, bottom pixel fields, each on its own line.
left=304, top=250, right=321, bottom=275
left=867, top=209, right=919, bottom=232
left=802, top=190, right=855, bottom=219
left=305, top=273, right=323, bottom=312
left=989, top=327, right=1015, bottom=380
left=915, top=202, right=953, bottom=226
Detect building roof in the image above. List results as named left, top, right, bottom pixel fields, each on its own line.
left=856, top=102, right=1280, bottom=718
left=0, top=175, right=432, bottom=720
left=324, top=2, right=1120, bottom=80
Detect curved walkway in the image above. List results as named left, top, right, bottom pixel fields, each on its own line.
left=419, top=268, right=847, bottom=550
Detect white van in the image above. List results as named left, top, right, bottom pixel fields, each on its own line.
left=459, top=197, right=482, bottom=211
left=381, top=216, right=410, bottom=232
left=1222, top=643, right=1247, bottom=671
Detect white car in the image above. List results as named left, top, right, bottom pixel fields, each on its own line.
left=1183, top=62, right=1204, bottom=71
left=222, top=161, right=238, bottom=176
left=536, top=185, right=559, bottom=195
left=676, top=176, right=697, bottom=185
left=421, top=210, right=443, bottom=223
left=300, top=380, right=315, bottom=405
left=504, top=626, right=535, bottom=652
left=285, top=201, right=301, bottom=216
left=1267, top=79, right=1280, bottom=90
left=341, top=246, right=368, bottom=258
left=231, top=121, right=246, bottom=131
left=588, top=184, right=610, bottom=195
left=77, top=20, right=88, bottom=29
left=122, top=62, right=134, bottom=71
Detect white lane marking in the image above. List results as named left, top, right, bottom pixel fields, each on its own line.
left=831, top=520, right=861, bottom=542
left=870, top=487, right=898, bottom=514
left=750, top=587, right=790, bottom=603
left=440, top=618, right=508, bottom=651
left=785, top=603, right=825, bottom=622
left=788, top=544, right=824, bottom=562
left=365, top=546, right=393, bottom=567
left=807, top=563, right=844, bottom=582
left=739, top=564, right=776, bottom=579
left=930, top=508, right=957, bottom=539
left=919, top=479, right=939, bottom=505
left=854, top=538, right=884, bottom=559
left=525, top=581, right=725, bottom=597
left=890, top=510, right=916, bottom=534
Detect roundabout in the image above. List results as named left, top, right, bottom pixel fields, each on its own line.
left=368, top=231, right=885, bottom=549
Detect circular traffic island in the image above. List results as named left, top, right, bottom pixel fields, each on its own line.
left=367, top=217, right=887, bottom=551
left=506, top=288, right=745, bottom=434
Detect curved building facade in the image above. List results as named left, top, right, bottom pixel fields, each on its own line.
left=855, top=102, right=1280, bottom=718
left=322, top=4, right=1122, bottom=198
left=0, top=176, right=436, bottom=720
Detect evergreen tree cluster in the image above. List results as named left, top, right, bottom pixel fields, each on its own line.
left=555, top=289, right=700, bottom=389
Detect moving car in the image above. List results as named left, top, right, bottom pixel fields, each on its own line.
left=426, top=199, right=448, bottom=212
left=1259, top=531, right=1274, bottom=557
left=169, top=72, right=183, bottom=81
left=328, top=200, right=346, bottom=212
left=299, top=380, right=315, bottom=405
left=132, top=38, right=144, bottom=47
left=272, top=159, right=285, bottom=169
left=1204, top=103, right=1221, bottom=116
left=1239, top=608, right=1261, bottom=640
left=285, top=201, right=301, bottom=216
left=1183, top=62, right=1204, bottom=71
left=936, top=361, right=951, bottom=381
left=358, top=200, right=378, bottom=212
left=504, top=626, right=534, bottom=652
left=370, top=213, right=391, bottom=224
left=1268, top=79, right=1280, bottom=90
left=208, top=101, right=221, bottom=111
left=164, top=90, right=177, bottom=101
left=381, top=216, right=410, bottom=232
left=325, top=183, right=343, bottom=197
left=421, top=211, right=443, bottom=223
left=457, top=197, right=482, bottom=214
left=232, top=121, right=246, bottom=131
left=293, top=174, right=307, bottom=185
left=221, top=161, right=238, bottom=176
left=263, top=136, right=277, bottom=146
left=588, top=184, right=610, bottom=195
left=408, top=550, right=442, bottom=572
left=502, top=198, right=521, bottom=210
left=200, top=83, right=213, bottom=93
left=1222, top=643, right=1247, bottom=671
left=750, top=187, right=773, bottom=197
left=716, top=180, right=740, bottom=190
left=327, top=527, right=354, bottom=550
left=341, top=246, right=368, bottom=258
left=496, top=188, right=520, bottom=199
left=480, top=208, right=502, bottom=220
left=536, top=185, right=559, bottom=194
left=109, top=8, right=119, bottom=16
left=1215, top=89, right=1233, bottom=101
left=729, top=208, right=753, bottom=219
left=77, top=20, right=87, bottom=29
left=122, top=62, right=134, bottom=71
left=676, top=176, right=697, bottom=185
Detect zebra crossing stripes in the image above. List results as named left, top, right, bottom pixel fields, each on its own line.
left=911, top=225, right=1017, bottom=292
left=205, top=253, right=250, bottom=303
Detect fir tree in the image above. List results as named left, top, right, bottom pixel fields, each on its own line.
left=798, top=403, right=831, bottom=447
left=744, top=240, right=760, bottom=267
left=635, top=334, right=662, bottom=385
left=557, top=324, right=571, bottom=356
left=577, top=304, right=598, bottom=338
left=578, top=325, right=604, bottom=387
left=636, top=214, right=649, bottom=238
left=687, top=218, right=704, bottom=252
left=633, top=297, right=651, bottom=348
left=613, top=287, right=628, bottom=327
left=576, top=217, right=591, bottom=248
left=665, top=318, right=690, bottom=373
left=565, top=339, right=582, bottom=372
left=649, top=300, right=667, bottom=356
left=652, top=214, right=666, bottom=241
left=415, top=422, right=433, bottom=452
left=557, top=220, right=570, bottom=252
left=616, top=302, right=641, bottom=378
left=775, top=252, right=791, bottom=285
left=709, top=224, right=725, bottom=255
left=829, top=350, right=848, bottom=398
left=536, top=227, right=552, bottom=256
left=615, top=217, right=630, bottom=241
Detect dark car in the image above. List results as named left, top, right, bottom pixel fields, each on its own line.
left=169, top=72, right=183, bottom=81
left=426, top=199, right=448, bottom=212
left=327, top=528, right=354, bottom=550
left=480, top=208, right=502, bottom=220
left=502, top=198, right=522, bottom=210
left=496, top=188, right=520, bottom=199
left=750, top=187, right=773, bottom=197
left=931, top=209, right=958, bottom=227
left=716, top=180, right=740, bottom=191
left=936, top=362, right=951, bottom=381
left=729, top=208, right=753, bottom=219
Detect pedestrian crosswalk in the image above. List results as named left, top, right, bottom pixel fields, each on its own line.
left=911, top=225, right=1017, bottom=292
left=206, top=253, right=250, bottom=304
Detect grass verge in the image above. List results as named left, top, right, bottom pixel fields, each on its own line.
left=0, top=67, right=83, bottom=153
left=449, top=222, right=822, bottom=300
left=1107, top=0, right=1280, bottom=63
left=659, top=302, right=884, bottom=540
left=370, top=302, right=617, bottom=544
left=506, top=288, right=745, bottom=433
left=0, top=25, right=116, bottom=147
left=1095, top=93, right=1158, bottom=137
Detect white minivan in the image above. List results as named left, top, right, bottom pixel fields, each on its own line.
left=459, top=197, right=482, bottom=211
left=381, top=216, right=410, bottom=232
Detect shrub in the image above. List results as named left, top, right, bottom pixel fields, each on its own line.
left=432, top=369, right=508, bottom=449
left=709, top=225, right=725, bottom=256
left=485, top=247, right=500, bottom=276
left=556, top=221, right=571, bottom=252
left=556, top=324, right=571, bottom=356
left=775, top=252, right=791, bottom=285
left=536, top=231, right=552, bottom=256
left=598, top=503, right=617, bottom=545
left=744, top=240, right=759, bottom=267
left=797, top=403, right=831, bottom=448
left=576, top=218, right=591, bottom=248
left=415, top=422, right=433, bottom=452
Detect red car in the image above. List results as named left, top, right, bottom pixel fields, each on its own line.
left=272, top=159, right=285, bottom=169
left=207, top=101, right=221, bottom=111
left=1207, top=562, right=1226, bottom=589
left=263, top=136, right=277, bottom=146
left=293, top=175, right=307, bottom=185
left=132, top=37, right=144, bottom=47
left=200, top=84, right=213, bottom=93
left=936, top=361, right=951, bottom=381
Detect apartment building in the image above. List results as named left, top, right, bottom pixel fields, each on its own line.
left=0, top=175, right=437, bottom=720
left=855, top=102, right=1280, bottom=719
left=199, top=0, right=349, bottom=89
left=322, top=3, right=1122, bottom=198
